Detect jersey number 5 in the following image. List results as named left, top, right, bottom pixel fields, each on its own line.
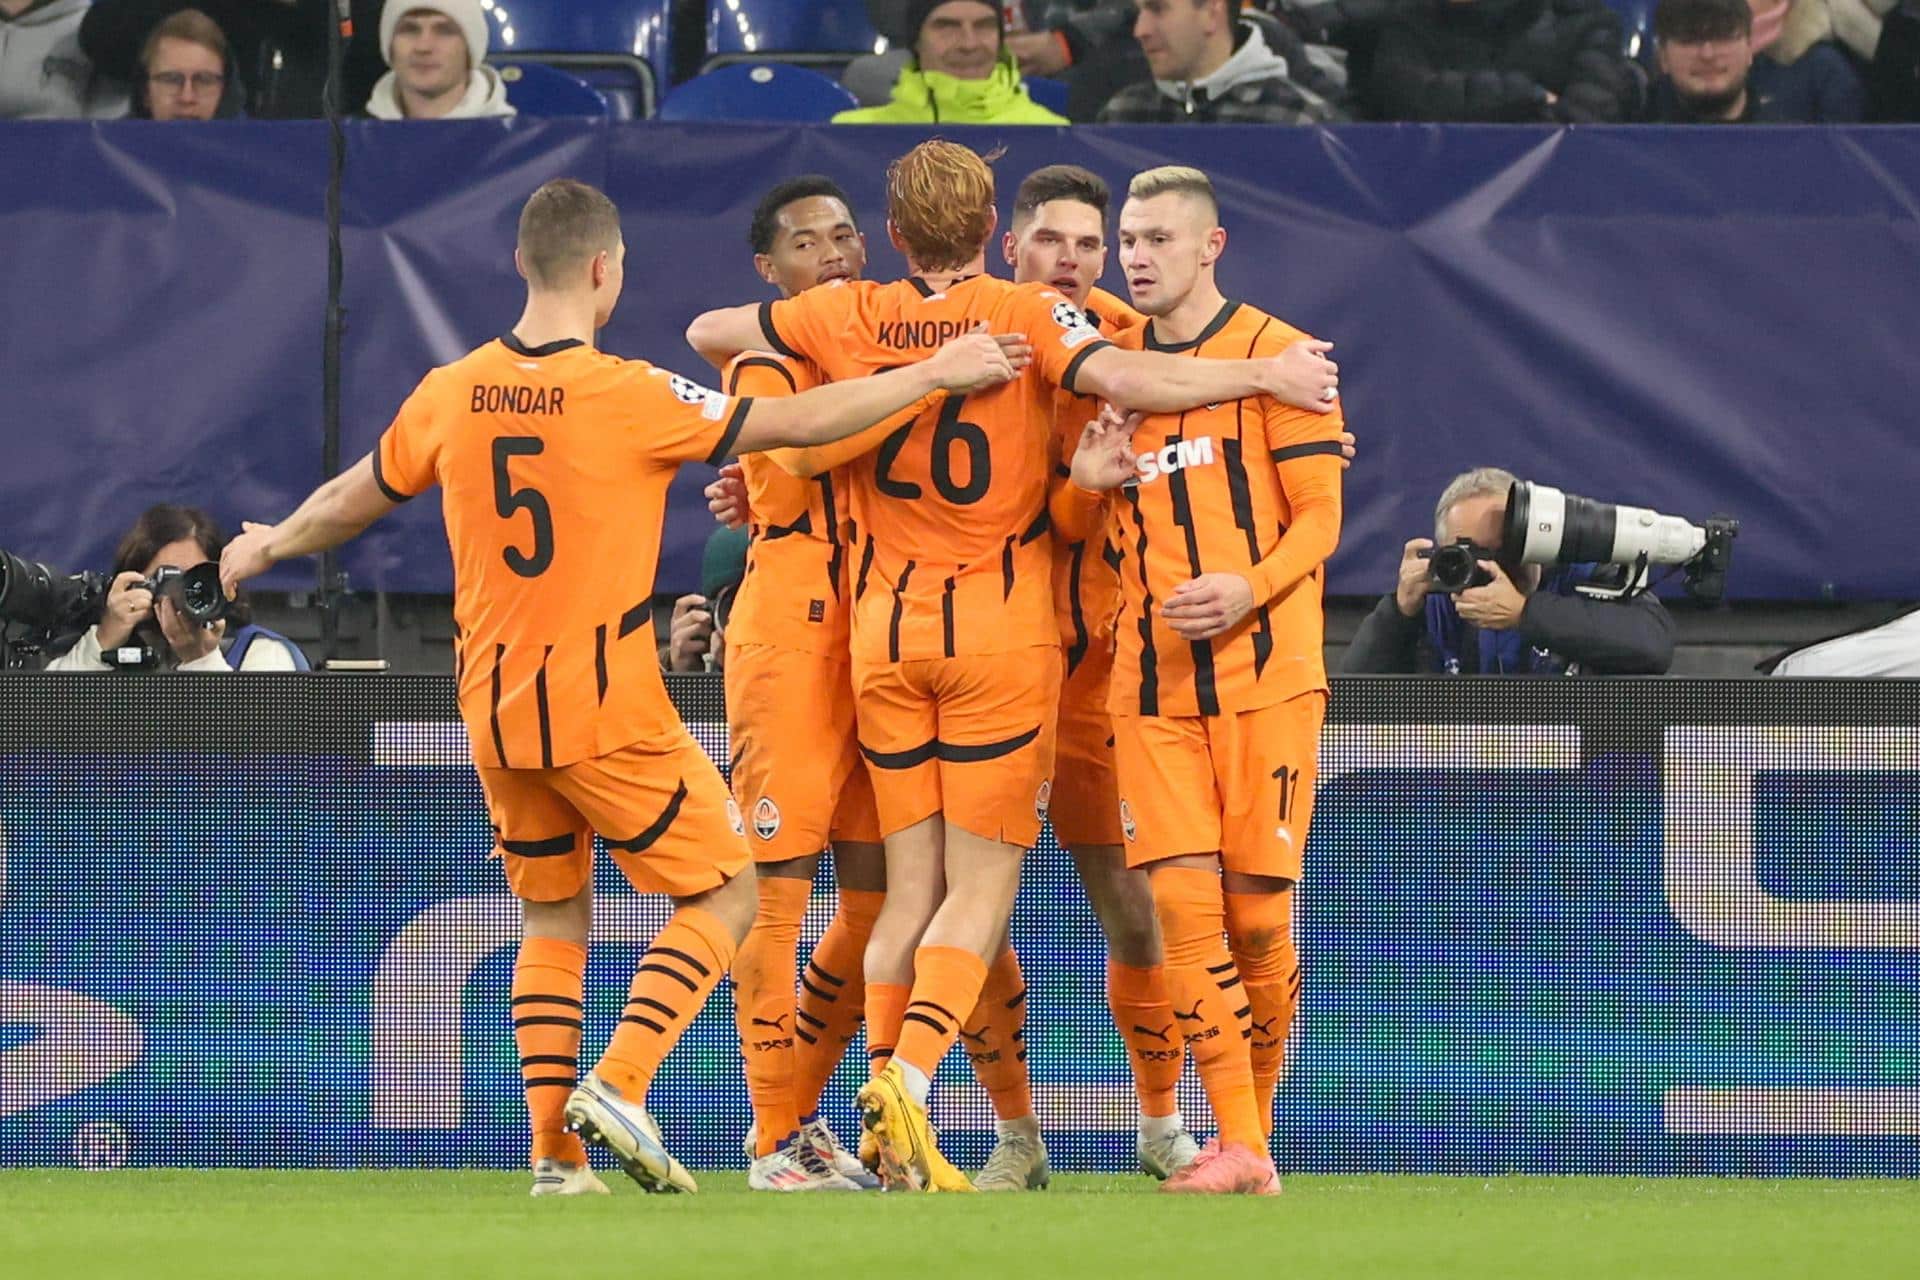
left=492, top=436, right=554, bottom=577
left=874, top=394, right=991, bottom=505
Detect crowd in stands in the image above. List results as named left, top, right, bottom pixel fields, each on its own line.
left=3, top=0, right=1916, bottom=123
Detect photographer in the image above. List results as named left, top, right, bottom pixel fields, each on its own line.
left=1341, top=467, right=1674, bottom=675
left=658, top=526, right=747, bottom=674
left=45, top=504, right=306, bottom=672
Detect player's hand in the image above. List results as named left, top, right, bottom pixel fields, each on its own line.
left=1395, top=538, right=1434, bottom=617
left=1163, top=573, right=1256, bottom=641
left=1068, top=404, right=1140, bottom=492
left=97, top=571, right=154, bottom=649
left=1455, top=561, right=1527, bottom=631
left=1007, top=30, right=1069, bottom=77
left=157, top=595, right=225, bottom=663
left=220, top=521, right=278, bottom=599
left=926, top=326, right=1025, bottom=392
left=705, top=463, right=748, bottom=530
left=1263, top=339, right=1338, bottom=413
left=1338, top=429, right=1357, bottom=469
left=666, top=594, right=714, bottom=672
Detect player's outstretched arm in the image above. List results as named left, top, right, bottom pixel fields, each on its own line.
left=686, top=304, right=770, bottom=370
left=1069, top=339, right=1338, bottom=415
left=729, top=331, right=1028, bottom=457
left=219, top=453, right=398, bottom=597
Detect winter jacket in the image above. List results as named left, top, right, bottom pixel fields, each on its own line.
left=1647, top=44, right=1865, bottom=120
left=1, top=0, right=125, bottom=119
left=1363, top=0, right=1639, bottom=122
left=1098, top=18, right=1347, bottom=122
left=364, top=62, right=515, bottom=119
left=833, top=51, right=1067, bottom=123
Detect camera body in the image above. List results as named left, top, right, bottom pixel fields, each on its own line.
left=139, top=563, right=229, bottom=625
left=1419, top=539, right=1497, bottom=594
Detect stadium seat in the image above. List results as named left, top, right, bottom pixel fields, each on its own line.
left=1602, top=0, right=1659, bottom=62
left=482, top=0, right=669, bottom=117
left=1024, top=76, right=1069, bottom=116
left=492, top=62, right=611, bottom=117
left=702, top=0, right=885, bottom=74
left=657, top=63, right=860, bottom=122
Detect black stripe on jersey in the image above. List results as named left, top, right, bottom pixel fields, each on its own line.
left=758, top=301, right=800, bottom=358
left=489, top=643, right=508, bottom=768
left=859, top=725, right=1041, bottom=771
left=1102, top=540, right=1123, bottom=571
left=762, top=511, right=815, bottom=541
left=595, top=624, right=609, bottom=704
left=1020, top=509, right=1051, bottom=544
left=887, top=560, right=916, bottom=663
left=855, top=535, right=876, bottom=601
left=940, top=576, right=957, bottom=659
left=619, top=600, right=651, bottom=639
left=728, top=355, right=797, bottom=396
left=1222, top=438, right=1275, bottom=677
left=1065, top=541, right=1090, bottom=676
left=370, top=447, right=415, bottom=504
left=818, top=472, right=840, bottom=545
left=826, top=540, right=845, bottom=602
left=1167, top=438, right=1221, bottom=716
left=704, top=398, right=753, bottom=466
left=604, top=779, right=689, bottom=853
left=452, top=619, right=466, bottom=686
left=535, top=645, right=555, bottom=769
left=501, top=833, right=575, bottom=858
left=1122, top=488, right=1158, bottom=717
left=1060, top=339, right=1115, bottom=396
left=1001, top=537, right=1015, bottom=600
left=907, top=276, right=937, bottom=298
left=502, top=333, right=584, bottom=358
left=1144, top=301, right=1240, bottom=353
left=1271, top=440, right=1347, bottom=464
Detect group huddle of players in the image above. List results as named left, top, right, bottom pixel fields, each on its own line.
left=220, top=139, right=1348, bottom=1199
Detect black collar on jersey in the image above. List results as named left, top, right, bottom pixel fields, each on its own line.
left=502, top=332, right=586, bottom=357
left=908, top=273, right=979, bottom=297
left=1144, top=299, right=1240, bottom=353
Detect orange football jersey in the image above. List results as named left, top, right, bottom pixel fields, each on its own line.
left=1104, top=302, right=1345, bottom=718
left=761, top=276, right=1113, bottom=664
left=376, top=334, right=750, bottom=768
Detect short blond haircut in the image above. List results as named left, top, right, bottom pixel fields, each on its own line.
left=887, top=139, right=1000, bottom=272
left=1126, top=165, right=1220, bottom=224
left=517, top=179, right=622, bottom=288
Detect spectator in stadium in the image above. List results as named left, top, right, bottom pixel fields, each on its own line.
left=1, top=0, right=125, bottom=118
left=1098, top=0, right=1350, bottom=121
left=835, top=0, right=1069, bottom=123
left=862, top=0, right=1147, bottom=119
left=363, top=0, right=513, bottom=120
left=1646, top=0, right=1865, bottom=120
left=126, top=7, right=239, bottom=119
left=45, top=504, right=306, bottom=672
left=659, top=526, right=747, bottom=674
left=1361, top=0, right=1641, bottom=122
left=1339, top=468, right=1675, bottom=676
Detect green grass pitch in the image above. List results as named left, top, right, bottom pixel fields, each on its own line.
left=5, top=1170, right=1917, bottom=1279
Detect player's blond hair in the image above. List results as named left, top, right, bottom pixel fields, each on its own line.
left=1126, top=165, right=1220, bottom=224
left=886, top=140, right=1001, bottom=272
left=517, top=179, right=623, bottom=289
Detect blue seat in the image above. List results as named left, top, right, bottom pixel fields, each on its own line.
left=483, top=0, right=669, bottom=116
left=702, top=0, right=883, bottom=74
left=1601, top=0, right=1658, bottom=62
left=1024, top=76, right=1069, bottom=116
left=493, top=62, right=611, bottom=117
left=657, top=63, right=860, bottom=122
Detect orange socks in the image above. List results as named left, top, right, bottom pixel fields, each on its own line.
left=794, top=887, right=883, bottom=1119
left=594, top=907, right=736, bottom=1102
left=1149, top=866, right=1262, bottom=1150
left=1108, top=958, right=1182, bottom=1118
left=1227, top=889, right=1299, bottom=1141
left=513, top=935, right=588, bottom=1167
left=863, top=981, right=911, bottom=1075
left=961, top=946, right=1034, bottom=1122
left=891, top=945, right=990, bottom=1084
left=733, top=876, right=810, bottom=1155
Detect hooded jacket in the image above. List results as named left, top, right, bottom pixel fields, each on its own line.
left=1, top=0, right=125, bottom=118
left=1364, top=0, right=1639, bottom=122
left=833, top=49, right=1067, bottom=123
left=1099, top=16, right=1347, bottom=122
left=364, top=61, right=514, bottom=119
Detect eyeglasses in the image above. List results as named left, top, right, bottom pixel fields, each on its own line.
left=148, top=71, right=226, bottom=94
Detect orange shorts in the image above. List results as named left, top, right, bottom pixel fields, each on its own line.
left=476, top=731, right=750, bottom=902
left=853, top=648, right=1061, bottom=846
left=1050, top=639, right=1123, bottom=849
left=726, top=641, right=883, bottom=862
left=1111, top=690, right=1326, bottom=880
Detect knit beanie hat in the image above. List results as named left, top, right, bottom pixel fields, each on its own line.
left=381, top=0, right=490, bottom=67
left=903, top=0, right=1005, bottom=50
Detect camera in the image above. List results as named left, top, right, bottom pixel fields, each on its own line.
left=138, top=563, right=230, bottom=626
left=1418, top=539, right=1497, bottom=594
left=1502, top=481, right=1739, bottom=603
left=2, top=550, right=229, bottom=668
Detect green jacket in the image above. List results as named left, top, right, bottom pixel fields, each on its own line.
left=833, top=54, right=1068, bottom=125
